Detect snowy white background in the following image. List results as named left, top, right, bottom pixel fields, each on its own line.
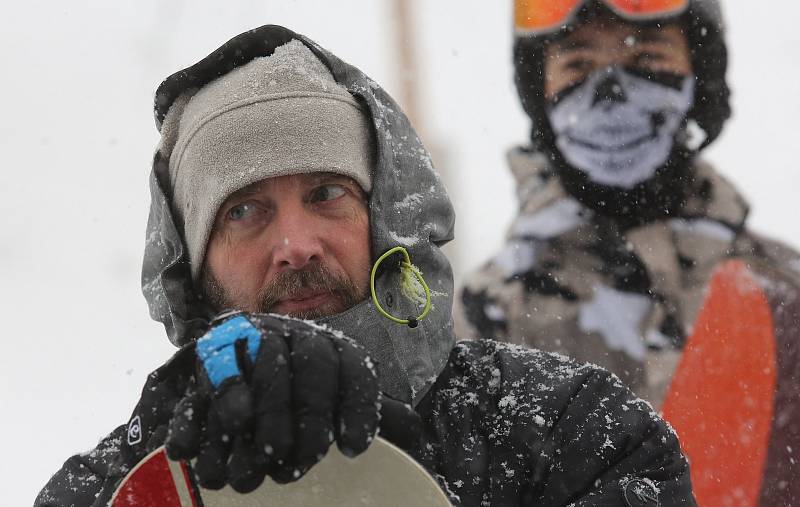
left=1, top=1, right=798, bottom=504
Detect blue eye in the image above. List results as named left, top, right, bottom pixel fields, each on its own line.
left=311, top=184, right=346, bottom=202
left=228, top=203, right=256, bottom=221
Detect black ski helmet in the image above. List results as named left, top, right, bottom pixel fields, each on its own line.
left=513, top=0, right=730, bottom=152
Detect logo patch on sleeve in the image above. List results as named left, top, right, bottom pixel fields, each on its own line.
left=127, top=415, right=143, bottom=446
left=623, top=478, right=660, bottom=506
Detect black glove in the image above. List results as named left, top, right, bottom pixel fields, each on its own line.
left=376, top=395, right=423, bottom=452
left=165, top=313, right=383, bottom=493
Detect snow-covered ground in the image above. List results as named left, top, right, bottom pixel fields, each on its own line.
left=1, top=1, right=797, bottom=504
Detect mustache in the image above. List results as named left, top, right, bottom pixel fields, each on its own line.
left=257, top=264, right=360, bottom=313
left=201, top=263, right=366, bottom=319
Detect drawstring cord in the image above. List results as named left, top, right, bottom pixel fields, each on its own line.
left=370, top=246, right=431, bottom=328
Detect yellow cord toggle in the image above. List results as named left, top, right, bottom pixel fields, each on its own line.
left=370, top=246, right=432, bottom=327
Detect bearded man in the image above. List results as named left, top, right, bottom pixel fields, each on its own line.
left=37, top=25, right=695, bottom=507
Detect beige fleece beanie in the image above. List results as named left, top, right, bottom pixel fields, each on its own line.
left=161, top=39, right=374, bottom=281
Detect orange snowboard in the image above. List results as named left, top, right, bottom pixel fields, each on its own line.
left=662, top=260, right=776, bottom=507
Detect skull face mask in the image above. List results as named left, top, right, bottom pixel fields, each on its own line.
left=546, top=67, right=695, bottom=189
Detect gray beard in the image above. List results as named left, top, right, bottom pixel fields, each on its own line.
left=201, top=263, right=366, bottom=320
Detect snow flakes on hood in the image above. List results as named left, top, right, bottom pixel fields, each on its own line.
left=388, top=230, right=420, bottom=247
left=393, top=192, right=424, bottom=212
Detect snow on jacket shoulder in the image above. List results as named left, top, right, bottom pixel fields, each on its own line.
left=414, top=339, right=695, bottom=506
left=34, top=426, right=127, bottom=507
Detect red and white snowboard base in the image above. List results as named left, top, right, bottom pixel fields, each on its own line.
left=110, top=437, right=451, bottom=506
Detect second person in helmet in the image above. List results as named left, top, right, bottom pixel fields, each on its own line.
left=456, top=2, right=800, bottom=504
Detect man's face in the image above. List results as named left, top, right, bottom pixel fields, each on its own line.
left=202, top=172, right=371, bottom=319
left=544, top=14, right=692, bottom=100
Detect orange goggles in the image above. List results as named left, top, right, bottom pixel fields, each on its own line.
left=515, top=0, right=689, bottom=35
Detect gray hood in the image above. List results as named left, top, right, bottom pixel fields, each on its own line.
left=142, top=25, right=456, bottom=403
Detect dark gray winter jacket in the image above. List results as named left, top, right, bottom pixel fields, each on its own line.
left=35, top=25, right=695, bottom=506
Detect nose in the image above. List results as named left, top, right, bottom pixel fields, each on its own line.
left=270, top=210, right=324, bottom=271
left=592, top=72, right=627, bottom=107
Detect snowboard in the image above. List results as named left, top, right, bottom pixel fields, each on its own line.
left=662, top=259, right=776, bottom=507
left=110, top=437, right=451, bottom=506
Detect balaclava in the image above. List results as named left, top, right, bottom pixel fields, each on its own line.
left=159, top=40, right=374, bottom=281
left=547, top=67, right=695, bottom=189
left=513, top=0, right=730, bottom=222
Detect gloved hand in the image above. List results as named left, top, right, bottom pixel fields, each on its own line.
left=165, top=312, right=394, bottom=493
